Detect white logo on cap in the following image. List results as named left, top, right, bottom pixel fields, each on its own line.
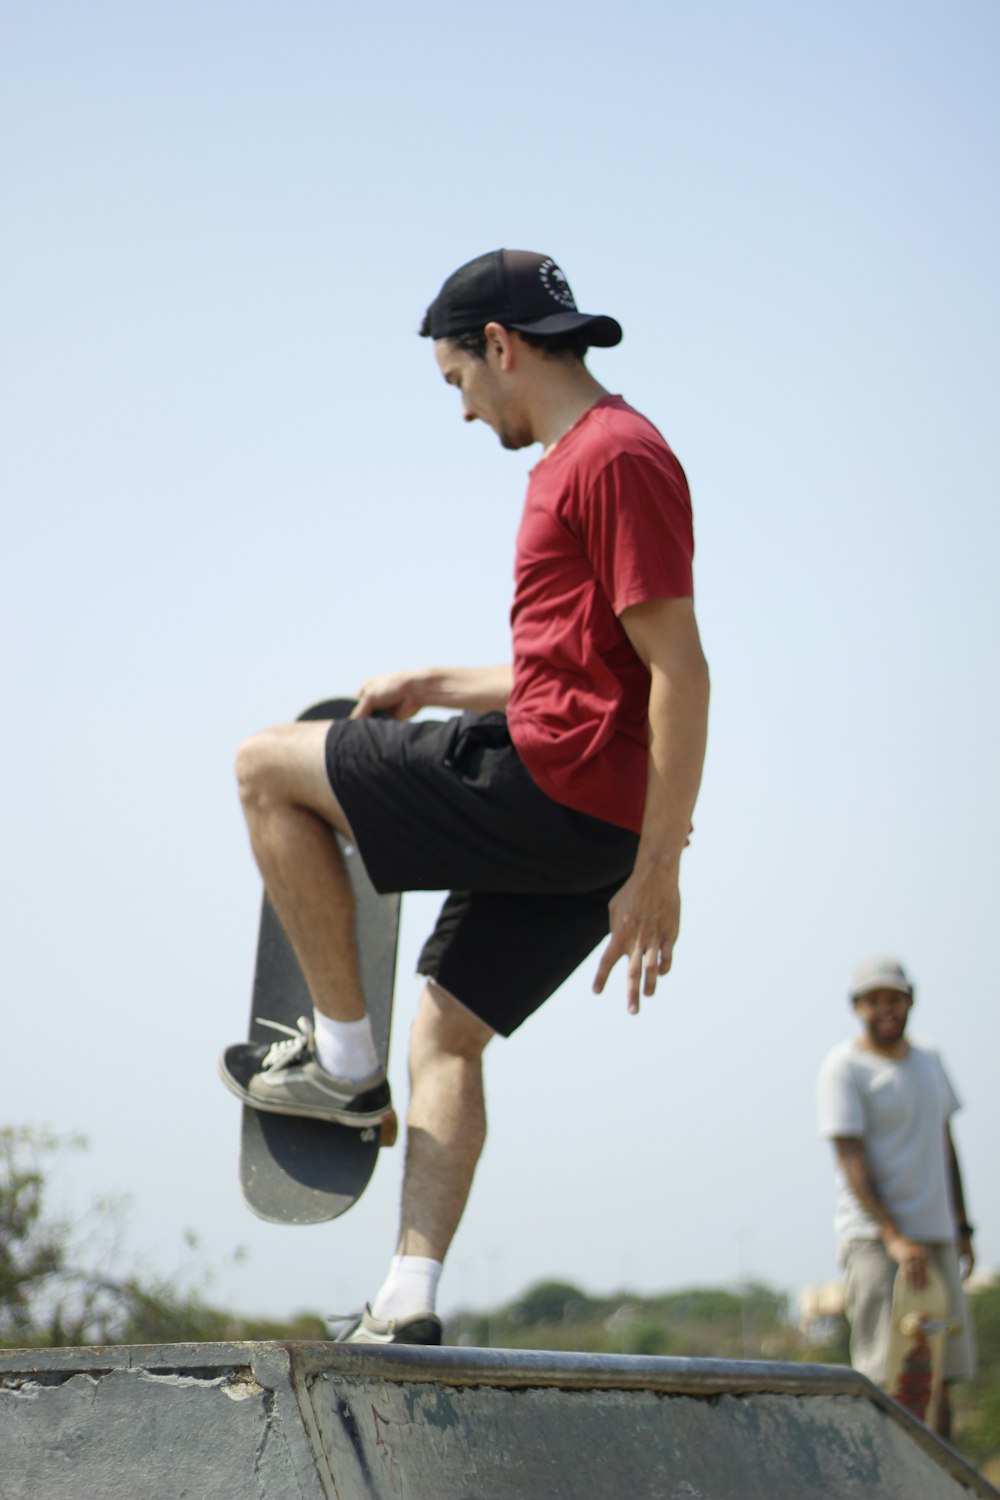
left=539, top=259, right=576, bottom=310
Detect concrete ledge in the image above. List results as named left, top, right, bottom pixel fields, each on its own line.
left=1, top=1341, right=995, bottom=1499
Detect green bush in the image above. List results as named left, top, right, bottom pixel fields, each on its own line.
left=0, top=1127, right=326, bottom=1348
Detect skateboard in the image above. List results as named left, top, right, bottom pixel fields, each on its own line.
left=883, top=1261, right=957, bottom=1428
left=235, top=698, right=400, bottom=1225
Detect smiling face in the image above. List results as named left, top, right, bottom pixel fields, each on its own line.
left=433, top=334, right=535, bottom=451
left=853, top=986, right=913, bottom=1053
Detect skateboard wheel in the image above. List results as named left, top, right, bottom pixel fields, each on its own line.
left=380, top=1110, right=398, bottom=1148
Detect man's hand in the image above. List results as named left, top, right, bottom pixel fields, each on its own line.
left=595, top=597, right=707, bottom=1017
left=958, top=1229, right=975, bottom=1280
left=883, top=1230, right=929, bottom=1291
left=592, top=857, right=681, bottom=1014
left=351, top=665, right=513, bottom=720
left=351, top=673, right=424, bottom=721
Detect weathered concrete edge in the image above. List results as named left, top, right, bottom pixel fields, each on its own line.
left=0, top=1342, right=337, bottom=1500
left=1, top=1341, right=996, bottom=1500
left=301, top=1342, right=869, bottom=1392
left=299, top=1342, right=999, bottom=1498
left=0, top=1339, right=858, bottom=1396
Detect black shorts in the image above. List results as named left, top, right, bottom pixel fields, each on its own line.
left=324, top=712, right=639, bottom=1036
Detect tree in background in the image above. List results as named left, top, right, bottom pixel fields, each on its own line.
left=953, top=1281, right=1000, bottom=1480
left=0, top=1127, right=325, bottom=1347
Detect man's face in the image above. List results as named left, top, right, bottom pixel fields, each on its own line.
left=433, top=337, right=533, bottom=451
left=853, top=986, right=913, bottom=1049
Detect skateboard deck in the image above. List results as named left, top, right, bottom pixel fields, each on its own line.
left=883, top=1262, right=956, bottom=1428
left=237, top=698, right=400, bottom=1225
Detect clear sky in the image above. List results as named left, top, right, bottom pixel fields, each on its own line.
left=1, top=0, right=997, bottom=1327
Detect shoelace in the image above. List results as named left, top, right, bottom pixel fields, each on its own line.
left=256, top=1015, right=314, bottom=1072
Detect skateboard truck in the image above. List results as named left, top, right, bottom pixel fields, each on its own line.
left=900, top=1313, right=959, bottom=1337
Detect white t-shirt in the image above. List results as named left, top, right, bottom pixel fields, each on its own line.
left=816, top=1037, right=960, bottom=1246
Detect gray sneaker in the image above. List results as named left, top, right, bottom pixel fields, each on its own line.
left=219, top=1017, right=391, bottom=1128
left=332, top=1305, right=443, bottom=1346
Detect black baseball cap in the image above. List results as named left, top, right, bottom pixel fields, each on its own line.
left=424, top=249, right=622, bottom=347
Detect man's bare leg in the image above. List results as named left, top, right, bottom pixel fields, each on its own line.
left=397, top=981, right=494, bottom=1260
left=356, top=982, right=494, bottom=1333
left=235, top=721, right=366, bottom=1021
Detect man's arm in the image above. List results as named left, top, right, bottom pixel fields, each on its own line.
left=592, top=596, right=709, bottom=1013
left=351, top=665, right=513, bottom=721
left=946, top=1123, right=976, bottom=1278
left=832, top=1136, right=930, bottom=1289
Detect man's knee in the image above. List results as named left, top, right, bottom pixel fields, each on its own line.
left=235, top=722, right=347, bottom=829
left=410, top=981, right=494, bottom=1067
left=235, top=727, right=286, bottom=812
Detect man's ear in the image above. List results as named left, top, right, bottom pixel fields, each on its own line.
left=483, top=321, right=516, bottom=370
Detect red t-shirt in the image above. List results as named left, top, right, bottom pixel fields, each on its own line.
left=506, top=395, right=694, bottom=833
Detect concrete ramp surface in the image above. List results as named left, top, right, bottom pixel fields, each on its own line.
left=1, top=1341, right=995, bottom=1499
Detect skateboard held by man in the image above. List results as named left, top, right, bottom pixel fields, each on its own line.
left=222, top=698, right=400, bottom=1226
left=883, top=1261, right=957, bottom=1429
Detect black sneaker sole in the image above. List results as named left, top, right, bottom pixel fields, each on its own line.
left=391, top=1318, right=443, bottom=1346
left=218, top=1049, right=392, bottom=1129
left=336, top=1315, right=443, bottom=1346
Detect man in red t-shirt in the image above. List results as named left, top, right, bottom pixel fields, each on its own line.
left=221, top=249, right=710, bottom=1344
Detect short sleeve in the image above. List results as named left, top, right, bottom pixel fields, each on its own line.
left=576, top=451, right=694, bottom=616
left=935, top=1053, right=962, bottom=1120
left=817, top=1049, right=864, bottom=1138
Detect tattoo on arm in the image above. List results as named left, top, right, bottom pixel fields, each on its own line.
left=833, top=1137, right=897, bottom=1234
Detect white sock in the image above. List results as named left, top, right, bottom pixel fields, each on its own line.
left=312, top=1011, right=379, bottom=1081
left=371, top=1255, right=443, bottom=1321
